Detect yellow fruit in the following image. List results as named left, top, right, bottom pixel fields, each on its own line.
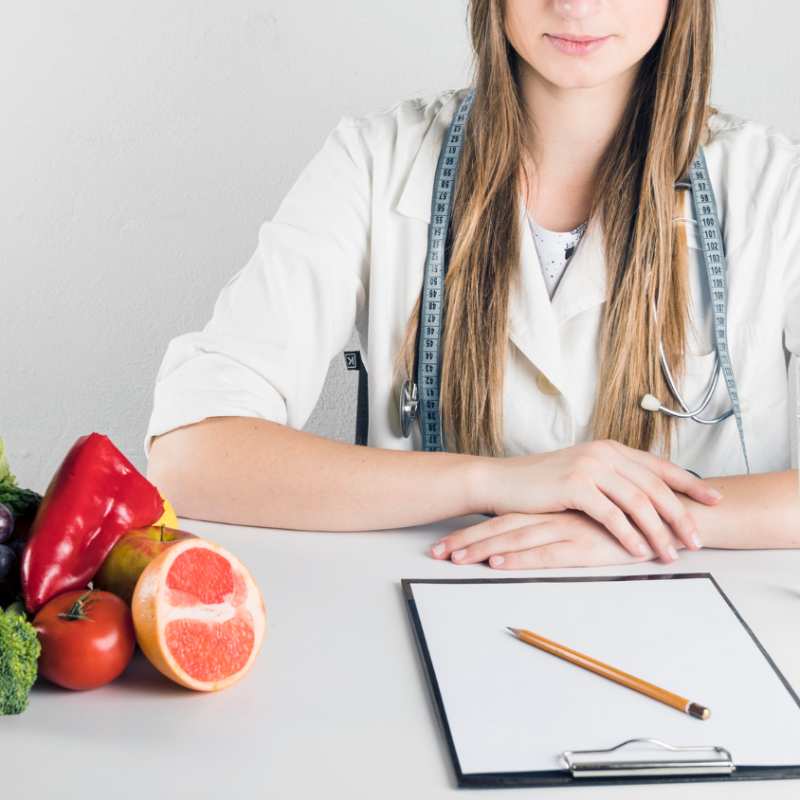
left=153, top=492, right=179, bottom=529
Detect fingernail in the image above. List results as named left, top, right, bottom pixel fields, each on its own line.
left=691, top=532, right=703, bottom=549
left=667, top=545, right=679, bottom=560
left=636, top=542, right=648, bottom=556
left=452, top=549, right=465, bottom=562
left=489, top=555, right=505, bottom=568
left=431, top=542, right=445, bottom=557
left=708, top=488, right=723, bottom=500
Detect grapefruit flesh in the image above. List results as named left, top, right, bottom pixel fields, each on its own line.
left=132, top=539, right=266, bottom=691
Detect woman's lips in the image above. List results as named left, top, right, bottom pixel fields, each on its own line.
left=545, top=34, right=611, bottom=55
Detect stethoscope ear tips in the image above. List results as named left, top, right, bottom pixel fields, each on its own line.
left=640, top=393, right=663, bottom=412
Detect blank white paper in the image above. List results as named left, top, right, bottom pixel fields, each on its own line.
left=409, top=577, right=800, bottom=775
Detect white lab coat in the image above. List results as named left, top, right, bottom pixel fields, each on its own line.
left=144, top=87, right=800, bottom=476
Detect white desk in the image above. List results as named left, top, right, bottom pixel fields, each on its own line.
left=8, top=513, right=800, bottom=799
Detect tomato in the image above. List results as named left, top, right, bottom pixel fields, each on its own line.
left=33, top=589, right=136, bottom=690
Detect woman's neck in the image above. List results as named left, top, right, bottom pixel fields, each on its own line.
left=519, top=60, right=637, bottom=231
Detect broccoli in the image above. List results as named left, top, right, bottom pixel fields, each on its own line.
left=0, top=600, right=40, bottom=715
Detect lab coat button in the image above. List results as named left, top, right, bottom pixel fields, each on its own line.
left=535, top=370, right=560, bottom=397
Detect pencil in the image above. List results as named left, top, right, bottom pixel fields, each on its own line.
left=506, top=627, right=710, bottom=720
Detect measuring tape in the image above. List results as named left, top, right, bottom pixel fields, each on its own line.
left=687, top=149, right=750, bottom=473
left=399, top=87, right=749, bottom=473
left=399, top=88, right=476, bottom=451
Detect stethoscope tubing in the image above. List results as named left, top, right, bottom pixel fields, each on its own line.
left=647, top=295, right=735, bottom=424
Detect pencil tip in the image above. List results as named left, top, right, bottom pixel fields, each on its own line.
left=506, top=627, right=520, bottom=637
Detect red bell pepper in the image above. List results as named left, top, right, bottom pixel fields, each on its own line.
left=21, top=433, right=164, bottom=613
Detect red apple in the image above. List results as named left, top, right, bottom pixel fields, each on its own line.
left=94, top=525, right=196, bottom=604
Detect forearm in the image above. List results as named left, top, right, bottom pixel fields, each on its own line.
left=680, top=470, right=800, bottom=548
left=146, top=416, right=483, bottom=532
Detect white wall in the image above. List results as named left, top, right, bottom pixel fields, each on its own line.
left=2, top=2, right=798, bottom=492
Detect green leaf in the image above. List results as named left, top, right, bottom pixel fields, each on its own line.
left=0, top=438, right=17, bottom=488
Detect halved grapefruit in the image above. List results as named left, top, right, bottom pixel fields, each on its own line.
left=131, top=538, right=266, bottom=691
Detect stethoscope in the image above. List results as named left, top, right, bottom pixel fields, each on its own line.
left=398, top=88, right=750, bottom=473
left=637, top=176, right=734, bottom=427
left=398, top=200, right=733, bottom=428
left=639, top=301, right=734, bottom=425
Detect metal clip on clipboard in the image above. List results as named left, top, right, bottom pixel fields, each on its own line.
left=561, top=738, right=735, bottom=779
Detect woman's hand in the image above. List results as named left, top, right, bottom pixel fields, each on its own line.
left=430, top=509, right=680, bottom=569
left=467, top=440, right=722, bottom=563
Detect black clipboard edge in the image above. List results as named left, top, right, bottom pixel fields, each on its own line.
left=705, top=572, right=800, bottom=711
left=401, top=573, right=800, bottom=789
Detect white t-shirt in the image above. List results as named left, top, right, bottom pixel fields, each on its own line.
left=527, top=214, right=588, bottom=300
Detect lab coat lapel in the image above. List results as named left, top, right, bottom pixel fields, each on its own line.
left=508, top=196, right=607, bottom=396
left=508, top=196, right=564, bottom=391
left=394, top=90, right=464, bottom=222
left=549, top=208, right=607, bottom=325
left=392, top=95, right=609, bottom=400
left=394, top=124, right=444, bottom=222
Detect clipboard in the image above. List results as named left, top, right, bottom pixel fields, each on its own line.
left=402, top=573, right=800, bottom=789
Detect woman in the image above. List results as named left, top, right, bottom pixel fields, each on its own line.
left=145, top=0, right=800, bottom=568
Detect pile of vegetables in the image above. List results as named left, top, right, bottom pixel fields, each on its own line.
left=0, top=434, right=166, bottom=714
left=1, top=432, right=263, bottom=712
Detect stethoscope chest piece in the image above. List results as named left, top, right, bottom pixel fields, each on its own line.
left=399, top=378, right=419, bottom=438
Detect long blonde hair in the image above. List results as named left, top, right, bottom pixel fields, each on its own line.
left=393, top=0, right=716, bottom=457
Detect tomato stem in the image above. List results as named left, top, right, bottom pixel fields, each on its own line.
left=58, top=590, right=96, bottom=621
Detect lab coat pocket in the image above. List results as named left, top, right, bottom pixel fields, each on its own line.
left=732, top=324, right=788, bottom=414
left=732, top=324, right=792, bottom=471
left=678, top=326, right=785, bottom=419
